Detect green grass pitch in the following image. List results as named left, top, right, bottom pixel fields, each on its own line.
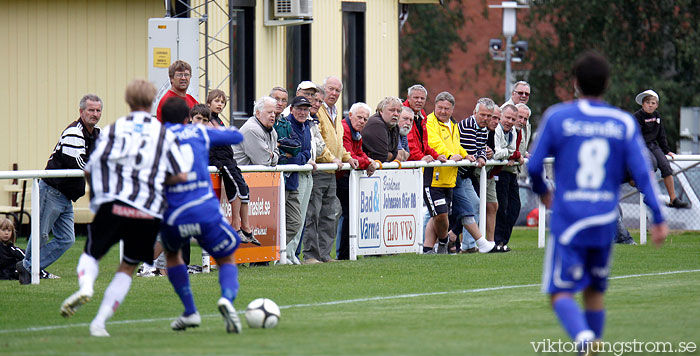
left=1, top=229, right=699, bottom=355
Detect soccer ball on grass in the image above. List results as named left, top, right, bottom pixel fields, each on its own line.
left=245, top=298, right=280, bottom=328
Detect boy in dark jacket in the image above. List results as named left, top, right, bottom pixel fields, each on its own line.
left=633, top=89, right=687, bottom=208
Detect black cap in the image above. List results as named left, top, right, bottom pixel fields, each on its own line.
left=290, top=96, right=312, bottom=107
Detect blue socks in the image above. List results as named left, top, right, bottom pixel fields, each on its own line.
left=167, top=262, right=239, bottom=314
left=167, top=264, right=197, bottom=315
left=219, top=263, right=239, bottom=302
left=553, top=297, right=590, bottom=340
left=585, top=309, right=605, bottom=339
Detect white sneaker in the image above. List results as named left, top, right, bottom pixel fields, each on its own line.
left=291, top=256, right=301, bottom=265
left=137, top=264, right=157, bottom=277
left=89, top=323, right=110, bottom=337
left=60, top=290, right=93, bottom=318
left=217, top=297, right=242, bottom=334
left=476, top=238, right=496, bottom=253
left=171, top=312, right=201, bottom=331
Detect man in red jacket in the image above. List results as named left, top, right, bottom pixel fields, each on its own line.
left=336, top=102, right=377, bottom=259
left=403, top=84, right=446, bottom=163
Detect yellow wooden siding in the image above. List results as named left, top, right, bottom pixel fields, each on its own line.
left=0, top=0, right=163, bottom=222
left=309, top=0, right=399, bottom=109
left=310, top=0, right=342, bottom=90
left=365, top=0, right=399, bottom=108
left=255, top=4, right=287, bottom=100
left=1, top=0, right=402, bottom=223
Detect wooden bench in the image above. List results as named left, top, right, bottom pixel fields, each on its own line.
left=1, top=179, right=31, bottom=237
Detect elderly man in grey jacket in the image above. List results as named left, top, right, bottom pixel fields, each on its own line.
left=234, top=96, right=280, bottom=166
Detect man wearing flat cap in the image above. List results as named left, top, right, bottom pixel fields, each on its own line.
left=278, top=96, right=314, bottom=264
left=633, top=89, right=687, bottom=208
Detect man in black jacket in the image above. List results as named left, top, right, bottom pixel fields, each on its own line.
left=17, top=94, right=102, bottom=284
left=633, top=89, right=687, bottom=208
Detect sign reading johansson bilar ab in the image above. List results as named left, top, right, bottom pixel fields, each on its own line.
left=350, top=169, right=423, bottom=259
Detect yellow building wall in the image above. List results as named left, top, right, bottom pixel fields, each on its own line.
left=255, top=4, right=287, bottom=100
left=310, top=0, right=400, bottom=109
left=0, top=0, right=164, bottom=222
left=365, top=0, right=400, bottom=108
left=310, top=0, right=343, bottom=91
left=0, top=0, right=402, bottom=222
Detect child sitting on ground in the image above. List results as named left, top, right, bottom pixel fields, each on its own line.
left=0, top=217, right=59, bottom=280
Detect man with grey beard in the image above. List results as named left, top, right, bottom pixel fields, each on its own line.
left=396, top=106, right=413, bottom=161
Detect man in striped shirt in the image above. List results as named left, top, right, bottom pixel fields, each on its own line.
left=60, top=79, right=189, bottom=337
left=16, top=94, right=102, bottom=284
left=451, top=98, right=496, bottom=253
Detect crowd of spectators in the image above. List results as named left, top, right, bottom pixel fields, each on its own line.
left=236, top=78, right=536, bottom=259
left=15, top=56, right=678, bottom=280
left=10, top=59, right=539, bottom=286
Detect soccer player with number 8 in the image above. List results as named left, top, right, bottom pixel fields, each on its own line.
left=528, top=51, right=668, bottom=352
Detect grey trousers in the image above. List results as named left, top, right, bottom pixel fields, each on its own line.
left=287, top=172, right=313, bottom=260
left=285, top=189, right=302, bottom=245
left=303, top=171, right=338, bottom=261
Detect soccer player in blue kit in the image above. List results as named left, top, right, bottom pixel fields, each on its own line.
left=528, top=51, right=668, bottom=351
left=159, top=97, right=245, bottom=334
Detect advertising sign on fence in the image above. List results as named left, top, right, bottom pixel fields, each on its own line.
left=215, top=172, right=283, bottom=264
left=349, top=169, right=423, bottom=259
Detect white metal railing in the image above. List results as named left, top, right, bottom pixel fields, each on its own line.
left=4, top=155, right=698, bottom=284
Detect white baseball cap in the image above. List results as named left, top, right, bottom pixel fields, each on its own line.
left=296, top=81, right=318, bottom=93
left=635, top=89, right=659, bottom=105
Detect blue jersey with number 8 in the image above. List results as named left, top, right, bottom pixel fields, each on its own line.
left=528, top=99, right=665, bottom=247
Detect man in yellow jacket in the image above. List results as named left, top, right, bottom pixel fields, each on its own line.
left=425, top=92, right=496, bottom=254
left=303, top=76, right=359, bottom=264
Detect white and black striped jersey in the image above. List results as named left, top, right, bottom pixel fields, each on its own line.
left=85, top=111, right=189, bottom=219
left=458, top=115, right=488, bottom=159
left=457, top=115, right=488, bottom=176
left=44, top=119, right=100, bottom=201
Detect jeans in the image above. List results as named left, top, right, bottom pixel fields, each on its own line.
left=23, top=180, right=75, bottom=270
left=451, top=176, right=479, bottom=251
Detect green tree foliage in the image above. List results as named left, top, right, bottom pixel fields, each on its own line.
left=399, top=0, right=468, bottom=95
left=526, top=0, right=700, bottom=150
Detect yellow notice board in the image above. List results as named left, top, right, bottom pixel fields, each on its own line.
left=153, top=48, right=171, bottom=68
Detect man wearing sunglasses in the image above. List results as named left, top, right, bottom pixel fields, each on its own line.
left=504, top=81, right=531, bottom=107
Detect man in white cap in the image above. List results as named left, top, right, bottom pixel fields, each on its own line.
left=633, top=89, right=687, bottom=208
left=281, top=81, right=319, bottom=117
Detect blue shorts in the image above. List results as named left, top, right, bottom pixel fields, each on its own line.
left=161, top=216, right=240, bottom=259
left=542, top=236, right=613, bottom=294
left=452, top=175, right=479, bottom=221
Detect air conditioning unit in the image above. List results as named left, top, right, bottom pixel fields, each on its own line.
left=274, top=0, right=312, bottom=18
